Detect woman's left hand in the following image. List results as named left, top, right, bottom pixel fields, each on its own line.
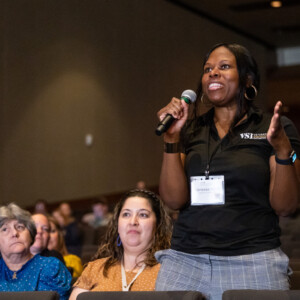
left=268, top=100, right=300, bottom=216
left=267, top=101, right=292, bottom=156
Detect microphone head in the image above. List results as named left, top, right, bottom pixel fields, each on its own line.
left=181, top=90, right=197, bottom=104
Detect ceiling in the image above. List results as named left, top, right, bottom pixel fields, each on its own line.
left=167, top=0, right=300, bottom=50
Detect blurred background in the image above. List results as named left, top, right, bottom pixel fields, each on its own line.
left=0, top=0, right=299, bottom=208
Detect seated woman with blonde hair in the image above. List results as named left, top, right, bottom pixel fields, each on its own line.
left=69, top=189, right=172, bottom=300
left=47, top=216, right=83, bottom=278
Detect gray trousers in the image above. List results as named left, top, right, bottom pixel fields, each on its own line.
left=155, top=248, right=290, bottom=300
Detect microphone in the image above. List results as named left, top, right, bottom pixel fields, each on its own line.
left=155, top=89, right=197, bottom=136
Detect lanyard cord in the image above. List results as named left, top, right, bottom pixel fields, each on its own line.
left=121, top=262, right=146, bottom=291
left=205, top=126, right=222, bottom=179
left=205, top=110, right=249, bottom=179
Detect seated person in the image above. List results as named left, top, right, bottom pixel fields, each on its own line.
left=57, top=202, right=82, bottom=257
left=33, top=199, right=48, bottom=215
left=69, top=189, right=173, bottom=300
left=135, top=180, right=146, bottom=190
left=48, top=216, right=83, bottom=278
left=0, top=203, right=72, bottom=300
left=81, top=197, right=112, bottom=228
left=30, top=213, right=65, bottom=265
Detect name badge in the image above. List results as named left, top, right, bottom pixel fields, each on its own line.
left=190, top=175, right=225, bottom=205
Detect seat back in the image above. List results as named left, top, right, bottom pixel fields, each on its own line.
left=77, top=291, right=204, bottom=300
left=222, top=289, right=300, bottom=300
left=290, top=270, right=300, bottom=290
left=0, top=291, right=60, bottom=300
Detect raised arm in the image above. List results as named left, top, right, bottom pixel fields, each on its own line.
left=268, top=101, right=300, bottom=216
left=157, top=97, right=190, bottom=210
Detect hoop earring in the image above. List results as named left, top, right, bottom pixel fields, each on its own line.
left=117, top=234, right=122, bottom=247
left=244, top=84, right=257, bottom=101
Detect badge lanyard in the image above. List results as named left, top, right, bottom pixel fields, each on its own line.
left=205, top=111, right=249, bottom=177
left=205, top=126, right=222, bottom=179
left=190, top=116, right=249, bottom=206
left=121, top=262, right=146, bottom=291
left=190, top=126, right=225, bottom=206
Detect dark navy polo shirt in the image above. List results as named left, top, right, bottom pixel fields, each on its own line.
left=171, top=107, right=300, bottom=255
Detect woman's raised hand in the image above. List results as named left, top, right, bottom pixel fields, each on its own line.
left=267, top=101, right=292, bottom=156
left=157, top=97, right=189, bottom=140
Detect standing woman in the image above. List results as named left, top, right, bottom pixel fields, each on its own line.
left=155, top=43, right=300, bottom=300
left=69, top=189, right=172, bottom=300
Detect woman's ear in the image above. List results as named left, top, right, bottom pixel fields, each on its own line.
left=246, top=75, right=253, bottom=88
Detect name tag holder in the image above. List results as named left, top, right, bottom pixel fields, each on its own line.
left=191, top=175, right=225, bottom=205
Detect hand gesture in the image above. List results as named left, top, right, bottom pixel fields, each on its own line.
left=267, top=101, right=292, bottom=155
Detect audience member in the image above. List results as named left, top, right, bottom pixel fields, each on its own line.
left=155, top=43, right=300, bottom=300
left=33, top=199, right=48, bottom=215
left=30, top=213, right=65, bottom=265
left=69, top=189, right=172, bottom=300
left=52, top=209, right=65, bottom=227
left=0, top=203, right=71, bottom=300
left=48, top=216, right=83, bottom=278
left=57, top=202, right=82, bottom=257
left=81, top=197, right=112, bottom=228
left=136, top=180, right=146, bottom=190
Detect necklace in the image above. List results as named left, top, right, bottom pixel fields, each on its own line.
left=121, top=262, right=145, bottom=291
left=12, top=271, right=17, bottom=280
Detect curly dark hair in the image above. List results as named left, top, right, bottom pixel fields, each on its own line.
left=194, top=43, right=260, bottom=132
left=91, top=189, right=172, bottom=277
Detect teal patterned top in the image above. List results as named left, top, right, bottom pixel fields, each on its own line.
left=0, top=254, right=71, bottom=300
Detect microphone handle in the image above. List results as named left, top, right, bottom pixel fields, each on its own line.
left=155, top=114, right=174, bottom=136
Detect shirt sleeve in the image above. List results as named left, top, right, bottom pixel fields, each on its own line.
left=64, top=254, right=83, bottom=278
left=40, top=257, right=72, bottom=300
left=73, top=259, right=105, bottom=290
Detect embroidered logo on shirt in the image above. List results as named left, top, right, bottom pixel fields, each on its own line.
left=240, top=133, right=267, bottom=139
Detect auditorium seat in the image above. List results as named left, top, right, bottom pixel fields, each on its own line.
left=290, top=271, right=300, bottom=290
left=81, top=244, right=99, bottom=264
left=289, top=258, right=300, bottom=271
left=280, top=213, right=300, bottom=259
left=222, top=289, right=300, bottom=300
left=77, top=291, right=204, bottom=300
left=0, top=291, right=59, bottom=300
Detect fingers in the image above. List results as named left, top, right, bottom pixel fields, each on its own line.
left=157, top=97, right=185, bottom=121
left=273, top=100, right=282, bottom=116
left=270, top=101, right=282, bottom=127
left=267, top=100, right=289, bottom=151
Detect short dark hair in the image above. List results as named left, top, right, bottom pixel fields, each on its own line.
left=92, top=196, right=108, bottom=206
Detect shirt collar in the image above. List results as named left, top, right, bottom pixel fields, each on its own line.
left=198, top=105, right=263, bottom=126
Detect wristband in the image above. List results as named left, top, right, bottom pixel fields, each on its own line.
left=164, top=142, right=181, bottom=153
left=275, top=150, right=297, bottom=165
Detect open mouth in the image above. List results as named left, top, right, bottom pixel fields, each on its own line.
left=208, top=83, right=223, bottom=90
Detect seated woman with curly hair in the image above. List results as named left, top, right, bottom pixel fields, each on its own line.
left=70, top=189, right=172, bottom=299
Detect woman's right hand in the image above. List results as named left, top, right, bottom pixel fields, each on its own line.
left=157, top=97, right=189, bottom=141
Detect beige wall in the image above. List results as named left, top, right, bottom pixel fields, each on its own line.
left=266, top=66, right=300, bottom=132
left=0, top=0, right=273, bottom=207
